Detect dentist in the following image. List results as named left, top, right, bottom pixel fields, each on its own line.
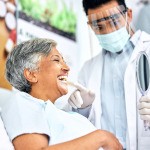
left=68, top=0, right=150, bottom=149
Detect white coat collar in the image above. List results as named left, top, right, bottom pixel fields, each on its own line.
left=131, top=30, right=150, bottom=45
left=128, top=30, right=150, bottom=64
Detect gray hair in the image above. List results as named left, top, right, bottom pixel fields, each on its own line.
left=5, top=38, right=57, bottom=93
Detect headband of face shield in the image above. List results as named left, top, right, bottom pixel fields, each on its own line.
left=88, top=5, right=130, bottom=53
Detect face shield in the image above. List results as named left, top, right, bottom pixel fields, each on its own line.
left=87, top=5, right=132, bottom=53
left=87, top=5, right=128, bottom=35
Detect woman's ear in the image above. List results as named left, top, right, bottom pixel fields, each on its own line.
left=23, top=69, right=38, bottom=83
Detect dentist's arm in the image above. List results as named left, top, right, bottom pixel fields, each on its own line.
left=68, top=82, right=95, bottom=109
left=138, top=95, right=150, bottom=120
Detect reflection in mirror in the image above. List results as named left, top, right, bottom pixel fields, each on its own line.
left=137, top=53, right=150, bottom=94
left=136, top=52, right=150, bottom=131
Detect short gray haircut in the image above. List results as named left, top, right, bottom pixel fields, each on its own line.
left=5, top=38, right=57, bottom=93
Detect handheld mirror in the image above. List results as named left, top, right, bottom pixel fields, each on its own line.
left=136, top=51, right=150, bottom=131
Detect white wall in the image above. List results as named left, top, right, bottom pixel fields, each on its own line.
left=76, top=0, right=102, bottom=69
left=126, top=0, right=146, bottom=30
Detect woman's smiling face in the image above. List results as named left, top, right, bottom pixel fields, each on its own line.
left=30, top=47, right=70, bottom=102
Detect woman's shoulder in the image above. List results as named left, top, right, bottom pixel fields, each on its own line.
left=3, top=91, right=46, bottom=110
left=1, top=91, right=47, bottom=124
left=1, top=91, right=50, bottom=141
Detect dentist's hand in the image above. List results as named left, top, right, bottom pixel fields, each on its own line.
left=68, top=83, right=95, bottom=109
left=138, top=95, right=150, bottom=120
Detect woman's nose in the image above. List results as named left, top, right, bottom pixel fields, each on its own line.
left=62, top=62, right=70, bottom=72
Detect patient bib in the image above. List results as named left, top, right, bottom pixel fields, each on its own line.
left=45, top=100, right=96, bottom=144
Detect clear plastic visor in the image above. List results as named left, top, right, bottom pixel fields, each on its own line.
left=87, top=5, right=128, bottom=35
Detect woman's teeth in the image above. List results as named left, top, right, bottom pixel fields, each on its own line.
left=58, top=76, right=67, bottom=82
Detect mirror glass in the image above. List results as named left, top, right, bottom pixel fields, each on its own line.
left=136, top=52, right=150, bottom=95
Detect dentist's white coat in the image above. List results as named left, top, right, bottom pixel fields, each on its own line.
left=78, top=30, right=150, bottom=150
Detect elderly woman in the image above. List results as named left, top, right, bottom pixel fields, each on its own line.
left=1, top=38, right=122, bottom=150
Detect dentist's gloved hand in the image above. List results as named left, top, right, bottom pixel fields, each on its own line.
left=138, top=95, right=150, bottom=121
left=68, top=83, right=95, bottom=109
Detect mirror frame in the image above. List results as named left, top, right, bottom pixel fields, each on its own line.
left=136, top=51, right=150, bottom=95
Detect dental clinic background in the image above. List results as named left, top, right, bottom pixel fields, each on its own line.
left=0, top=0, right=149, bottom=108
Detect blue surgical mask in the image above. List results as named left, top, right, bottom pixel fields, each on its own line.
left=96, top=27, right=130, bottom=53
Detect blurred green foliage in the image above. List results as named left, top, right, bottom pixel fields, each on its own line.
left=19, top=0, right=77, bottom=34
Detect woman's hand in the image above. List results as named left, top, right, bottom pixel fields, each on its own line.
left=99, top=130, right=123, bottom=150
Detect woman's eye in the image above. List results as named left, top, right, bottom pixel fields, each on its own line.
left=54, top=59, right=60, bottom=62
